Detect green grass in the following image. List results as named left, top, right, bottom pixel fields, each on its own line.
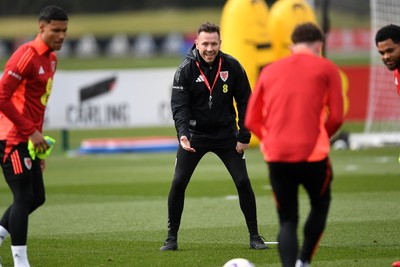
left=0, top=7, right=393, bottom=266
left=0, top=53, right=369, bottom=73
left=0, top=126, right=398, bottom=266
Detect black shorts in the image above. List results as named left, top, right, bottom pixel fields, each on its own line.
left=268, top=158, right=332, bottom=221
left=0, top=141, right=39, bottom=182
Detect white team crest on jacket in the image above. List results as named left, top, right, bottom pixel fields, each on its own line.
left=220, top=71, right=229, bottom=82
left=24, top=158, right=32, bottom=170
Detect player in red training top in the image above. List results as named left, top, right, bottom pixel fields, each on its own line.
left=0, top=5, right=68, bottom=267
left=375, top=24, right=400, bottom=96
left=374, top=23, right=400, bottom=267
left=245, top=23, right=343, bottom=267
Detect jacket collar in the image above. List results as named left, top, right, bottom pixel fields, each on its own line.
left=30, top=34, right=51, bottom=56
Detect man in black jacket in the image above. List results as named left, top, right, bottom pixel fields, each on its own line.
left=160, top=22, right=267, bottom=251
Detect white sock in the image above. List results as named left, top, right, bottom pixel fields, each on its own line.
left=11, top=245, right=30, bottom=267
left=0, top=225, right=9, bottom=246
left=295, top=259, right=310, bottom=267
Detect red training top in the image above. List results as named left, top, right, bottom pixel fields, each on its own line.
left=0, top=34, right=57, bottom=149
left=245, top=53, right=343, bottom=162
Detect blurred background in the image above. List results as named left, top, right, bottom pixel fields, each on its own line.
left=0, top=0, right=370, bottom=62
left=1, top=0, right=396, bottom=151
left=0, top=0, right=369, bottom=16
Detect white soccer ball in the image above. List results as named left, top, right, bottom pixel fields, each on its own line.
left=222, top=258, right=256, bottom=267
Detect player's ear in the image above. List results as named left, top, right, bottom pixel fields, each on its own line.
left=315, top=41, right=323, bottom=56
left=289, top=44, right=295, bottom=54
left=39, top=21, right=46, bottom=32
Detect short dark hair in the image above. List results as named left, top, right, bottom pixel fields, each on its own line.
left=375, top=24, right=400, bottom=45
left=291, top=23, right=324, bottom=44
left=38, top=5, right=68, bottom=23
left=197, top=22, right=220, bottom=37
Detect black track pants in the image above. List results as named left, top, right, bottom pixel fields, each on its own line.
left=0, top=142, right=46, bottom=245
left=166, top=137, right=259, bottom=237
left=268, top=158, right=332, bottom=267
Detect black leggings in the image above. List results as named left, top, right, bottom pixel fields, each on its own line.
left=268, top=158, right=332, bottom=267
left=166, top=137, right=258, bottom=237
left=0, top=143, right=45, bottom=245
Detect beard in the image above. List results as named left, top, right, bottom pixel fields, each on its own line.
left=384, top=59, right=400, bottom=71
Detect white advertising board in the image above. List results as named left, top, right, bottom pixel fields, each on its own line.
left=45, top=68, right=176, bottom=129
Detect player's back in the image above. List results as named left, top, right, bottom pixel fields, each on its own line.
left=258, top=53, right=338, bottom=162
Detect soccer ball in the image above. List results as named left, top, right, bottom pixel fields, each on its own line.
left=222, top=258, right=255, bottom=267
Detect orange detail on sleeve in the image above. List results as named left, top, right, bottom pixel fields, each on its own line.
left=17, top=48, right=34, bottom=73
left=306, top=107, right=330, bottom=162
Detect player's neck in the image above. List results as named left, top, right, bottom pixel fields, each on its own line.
left=291, top=43, right=321, bottom=56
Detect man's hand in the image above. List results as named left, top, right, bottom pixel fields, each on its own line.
left=180, top=135, right=196, bottom=152
left=236, top=142, right=249, bottom=154
left=29, top=130, right=49, bottom=153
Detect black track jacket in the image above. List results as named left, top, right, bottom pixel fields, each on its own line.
left=171, top=45, right=251, bottom=143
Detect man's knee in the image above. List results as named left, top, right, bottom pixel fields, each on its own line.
left=14, top=193, right=34, bottom=208
left=34, top=195, right=45, bottom=209
left=233, top=175, right=251, bottom=190
left=311, top=197, right=330, bottom=213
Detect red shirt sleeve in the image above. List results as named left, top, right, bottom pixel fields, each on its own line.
left=0, top=45, right=37, bottom=136
left=325, top=65, right=344, bottom=137
left=245, top=68, right=266, bottom=139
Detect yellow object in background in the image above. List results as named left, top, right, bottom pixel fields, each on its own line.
left=220, top=0, right=272, bottom=146
left=220, top=0, right=272, bottom=89
left=339, top=69, right=350, bottom=116
left=268, top=0, right=317, bottom=61
left=268, top=0, right=349, bottom=117
left=220, top=0, right=347, bottom=146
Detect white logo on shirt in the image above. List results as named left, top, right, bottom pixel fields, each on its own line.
left=196, top=75, right=204, bottom=83
left=38, top=66, right=45, bottom=75
left=395, top=76, right=398, bottom=86
left=7, top=70, right=22, bottom=80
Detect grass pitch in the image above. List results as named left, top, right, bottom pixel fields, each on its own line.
left=0, top=7, right=388, bottom=266
left=0, top=127, right=398, bottom=266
